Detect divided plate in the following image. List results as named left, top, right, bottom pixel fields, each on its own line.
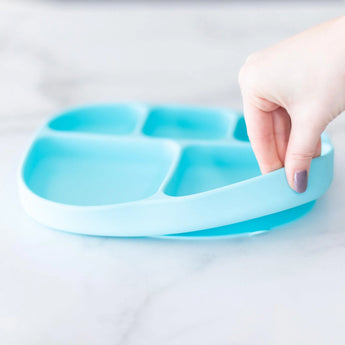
left=18, top=103, right=334, bottom=238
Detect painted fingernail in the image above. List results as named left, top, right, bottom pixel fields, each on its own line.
left=294, top=170, right=308, bottom=193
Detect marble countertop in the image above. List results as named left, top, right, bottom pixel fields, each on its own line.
left=1, top=2, right=345, bottom=344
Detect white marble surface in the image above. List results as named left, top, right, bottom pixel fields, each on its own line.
left=1, top=2, right=345, bottom=344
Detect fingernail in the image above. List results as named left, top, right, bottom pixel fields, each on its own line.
left=294, top=170, right=308, bottom=193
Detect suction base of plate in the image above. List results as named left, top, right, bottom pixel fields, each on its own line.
left=159, top=201, right=316, bottom=239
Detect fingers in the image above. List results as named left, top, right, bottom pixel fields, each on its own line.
left=241, top=88, right=325, bottom=194
left=272, top=107, right=291, bottom=164
left=314, top=137, right=322, bottom=158
left=284, top=117, right=324, bottom=193
left=243, top=95, right=324, bottom=194
left=242, top=94, right=284, bottom=174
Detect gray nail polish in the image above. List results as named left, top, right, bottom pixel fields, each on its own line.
left=294, top=170, right=308, bottom=193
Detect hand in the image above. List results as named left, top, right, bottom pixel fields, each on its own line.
left=239, top=16, right=345, bottom=192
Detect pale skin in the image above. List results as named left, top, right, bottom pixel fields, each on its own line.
left=239, top=15, right=345, bottom=193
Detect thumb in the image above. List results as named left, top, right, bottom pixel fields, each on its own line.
left=284, top=117, right=324, bottom=193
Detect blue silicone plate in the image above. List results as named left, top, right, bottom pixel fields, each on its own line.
left=18, top=103, right=334, bottom=238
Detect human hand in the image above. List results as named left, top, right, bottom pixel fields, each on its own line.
left=239, top=16, right=345, bottom=192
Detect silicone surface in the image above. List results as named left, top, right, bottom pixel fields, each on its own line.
left=18, top=103, right=334, bottom=237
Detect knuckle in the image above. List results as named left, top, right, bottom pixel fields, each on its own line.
left=245, top=51, right=261, bottom=65
left=238, top=65, right=249, bottom=87
left=289, top=151, right=314, bottom=161
left=238, top=52, right=261, bottom=87
left=251, top=96, right=278, bottom=112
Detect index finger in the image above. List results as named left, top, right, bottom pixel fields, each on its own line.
left=241, top=93, right=283, bottom=174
